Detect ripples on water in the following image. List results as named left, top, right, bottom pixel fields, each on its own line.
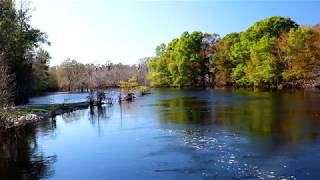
left=1, top=88, right=320, bottom=179
left=165, top=128, right=296, bottom=179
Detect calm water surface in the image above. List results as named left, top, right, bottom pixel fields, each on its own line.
left=27, top=90, right=119, bottom=105
left=1, top=89, right=320, bottom=179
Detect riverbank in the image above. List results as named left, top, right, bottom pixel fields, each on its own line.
left=0, top=102, right=94, bottom=135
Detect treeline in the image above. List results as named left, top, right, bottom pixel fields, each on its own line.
left=148, top=16, right=320, bottom=88
left=49, top=58, right=149, bottom=92
left=148, top=32, right=219, bottom=87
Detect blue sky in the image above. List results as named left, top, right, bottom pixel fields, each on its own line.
left=30, top=0, right=320, bottom=66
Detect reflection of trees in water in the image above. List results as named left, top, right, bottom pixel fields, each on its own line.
left=118, top=102, right=140, bottom=127
left=157, top=97, right=212, bottom=124
left=61, top=110, right=87, bottom=123
left=156, top=90, right=320, bottom=144
left=37, top=118, right=57, bottom=137
left=119, top=102, right=139, bottom=114
left=214, top=90, right=320, bottom=144
left=86, top=102, right=141, bottom=134
left=88, top=105, right=113, bottom=135
left=0, top=124, right=57, bottom=179
left=89, top=106, right=110, bottom=121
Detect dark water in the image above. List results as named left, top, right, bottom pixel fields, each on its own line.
left=1, top=89, right=320, bottom=179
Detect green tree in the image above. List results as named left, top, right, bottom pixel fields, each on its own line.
left=279, top=27, right=320, bottom=82
left=148, top=42, right=174, bottom=86
left=246, top=35, right=279, bottom=86
left=32, top=49, right=51, bottom=92
left=148, top=31, right=219, bottom=87
left=230, top=16, right=298, bottom=87
left=213, top=32, right=240, bottom=86
left=0, top=0, right=48, bottom=104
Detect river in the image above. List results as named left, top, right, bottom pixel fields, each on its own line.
left=1, top=88, right=320, bottom=179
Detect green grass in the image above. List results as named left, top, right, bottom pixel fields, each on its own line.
left=16, top=102, right=91, bottom=116
left=16, top=108, right=49, bottom=116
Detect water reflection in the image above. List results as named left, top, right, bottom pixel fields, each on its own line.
left=214, top=90, right=320, bottom=145
left=0, top=124, right=56, bottom=179
left=156, top=97, right=213, bottom=124
left=60, top=111, right=85, bottom=124
left=88, top=106, right=112, bottom=136
left=155, top=89, right=320, bottom=145
left=1, top=89, right=320, bottom=179
left=89, top=106, right=111, bottom=122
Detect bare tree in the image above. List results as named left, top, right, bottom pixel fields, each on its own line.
left=137, top=57, right=151, bottom=86
left=60, top=58, right=81, bottom=91
left=51, top=60, right=149, bottom=91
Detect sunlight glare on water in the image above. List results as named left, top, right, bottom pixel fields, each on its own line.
left=1, top=89, right=320, bottom=179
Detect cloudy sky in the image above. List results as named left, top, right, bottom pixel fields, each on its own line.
left=30, top=0, right=320, bottom=66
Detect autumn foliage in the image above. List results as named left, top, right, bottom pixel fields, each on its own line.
left=148, top=16, right=320, bottom=88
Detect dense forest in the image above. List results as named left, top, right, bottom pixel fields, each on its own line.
left=1, top=0, right=320, bottom=107
left=148, top=16, right=320, bottom=89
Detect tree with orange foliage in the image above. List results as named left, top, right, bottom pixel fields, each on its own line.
left=278, top=26, right=320, bottom=87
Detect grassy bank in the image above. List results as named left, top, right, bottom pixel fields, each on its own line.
left=16, top=102, right=92, bottom=117
left=1, top=102, right=94, bottom=135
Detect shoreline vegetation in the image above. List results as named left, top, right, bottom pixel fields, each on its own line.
left=1, top=93, right=152, bottom=135
left=1, top=81, right=152, bottom=134
left=1, top=0, right=320, bottom=134
left=147, top=17, right=320, bottom=89
left=0, top=102, right=92, bottom=134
